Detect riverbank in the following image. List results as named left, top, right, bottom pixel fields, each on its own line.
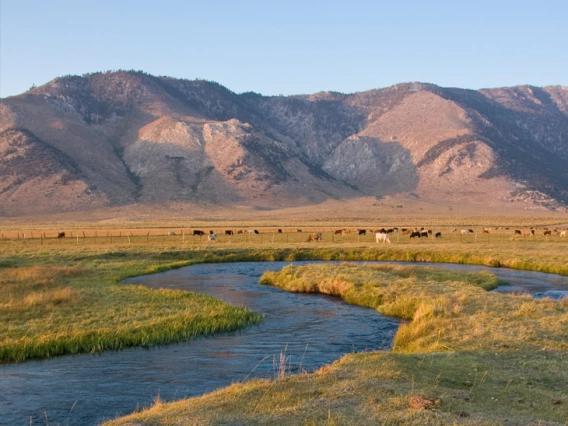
left=3, top=241, right=568, bottom=363
left=105, top=263, right=568, bottom=425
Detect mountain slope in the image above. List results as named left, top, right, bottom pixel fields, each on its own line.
left=1, top=71, right=567, bottom=215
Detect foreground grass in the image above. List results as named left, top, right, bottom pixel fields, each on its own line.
left=2, top=240, right=568, bottom=364
left=107, top=264, right=568, bottom=425
left=0, top=254, right=262, bottom=363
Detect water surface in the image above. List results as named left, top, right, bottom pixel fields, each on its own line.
left=1, top=260, right=567, bottom=426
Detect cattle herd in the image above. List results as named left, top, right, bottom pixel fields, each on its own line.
left=169, top=226, right=567, bottom=243
left=20, top=226, right=566, bottom=243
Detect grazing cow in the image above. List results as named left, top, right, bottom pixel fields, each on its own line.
left=558, top=231, right=567, bottom=237
left=544, top=230, right=552, bottom=236
left=523, top=230, right=535, bottom=236
left=207, top=233, right=217, bottom=242
left=514, top=230, right=522, bottom=235
left=375, top=233, right=391, bottom=244
left=435, top=232, right=442, bottom=238
left=306, top=232, right=323, bottom=242
left=427, top=230, right=432, bottom=234
left=461, top=229, right=471, bottom=235
left=57, top=232, right=65, bottom=239
left=468, top=229, right=474, bottom=234
left=168, top=232, right=176, bottom=236
left=450, top=228, right=457, bottom=233
left=358, top=229, right=366, bottom=236
left=247, top=230, right=260, bottom=235
left=386, top=229, right=394, bottom=233
left=393, top=228, right=399, bottom=232
left=410, top=231, right=421, bottom=238
left=334, top=229, right=344, bottom=235
left=401, top=228, right=408, bottom=232
left=482, top=229, right=490, bottom=234
left=225, top=230, right=234, bottom=236
left=193, top=230, right=205, bottom=236
left=237, top=230, right=244, bottom=234
left=552, top=228, right=558, bottom=233
left=277, top=229, right=283, bottom=233
left=377, top=228, right=387, bottom=234
left=420, top=230, right=429, bottom=238
left=341, top=229, right=350, bottom=236
left=402, top=229, right=411, bottom=235
left=297, top=229, right=302, bottom=233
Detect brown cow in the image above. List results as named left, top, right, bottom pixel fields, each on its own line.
left=544, top=230, right=552, bottom=236
left=306, top=232, right=322, bottom=242
left=57, top=232, right=66, bottom=238
left=514, top=230, right=522, bottom=235
left=341, top=229, right=350, bottom=236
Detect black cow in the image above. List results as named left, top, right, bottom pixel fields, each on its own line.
left=358, top=229, right=366, bottom=235
left=225, top=230, right=234, bottom=236
left=57, top=232, right=65, bottom=238
left=420, top=230, right=429, bottom=238
left=435, top=232, right=442, bottom=238
left=277, top=229, right=283, bottom=233
left=193, top=230, right=205, bottom=236
left=410, top=231, right=421, bottom=238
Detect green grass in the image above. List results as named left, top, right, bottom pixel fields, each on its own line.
left=0, top=252, right=262, bottom=363
left=106, top=263, right=568, bottom=426
left=2, top=236, right=568, bottom=423
left=2, top=239, right=568, bottom=363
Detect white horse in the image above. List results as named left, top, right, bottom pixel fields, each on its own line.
left=375, top=233, right=391, bottom=244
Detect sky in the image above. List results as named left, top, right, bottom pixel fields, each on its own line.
left=1, top=0, right=567, bottom=98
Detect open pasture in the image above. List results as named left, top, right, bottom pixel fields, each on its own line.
left=1, top=224, right=567, bottom=247
left=2, top=221, right=568, bottom=425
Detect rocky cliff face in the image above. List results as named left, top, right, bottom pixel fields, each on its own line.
left=1, top=71, right=567, bottom=215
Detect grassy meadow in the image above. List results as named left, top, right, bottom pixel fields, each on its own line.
left=107, top=263, right=568, bottom=425
left=1, top=223, right=568, bottom=424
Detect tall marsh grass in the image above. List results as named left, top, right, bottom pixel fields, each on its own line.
left=260, top=264, right=568, bottom=353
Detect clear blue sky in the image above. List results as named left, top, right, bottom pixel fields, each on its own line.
left=1, top=0, right=566, bottom=98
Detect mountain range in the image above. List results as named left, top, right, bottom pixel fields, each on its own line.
left=1, top=70, right=568, bottom=216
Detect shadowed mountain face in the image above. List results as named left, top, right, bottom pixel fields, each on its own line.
left=1, top=71, right=567, bottom=215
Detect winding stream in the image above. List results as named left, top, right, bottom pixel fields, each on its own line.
left=1, top=261, right=567, bottom=426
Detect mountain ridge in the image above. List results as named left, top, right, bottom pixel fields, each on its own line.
left=1, top=70, right=567, bottom=216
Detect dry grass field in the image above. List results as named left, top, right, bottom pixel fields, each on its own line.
left=1, top=211, right=568, bottom=425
